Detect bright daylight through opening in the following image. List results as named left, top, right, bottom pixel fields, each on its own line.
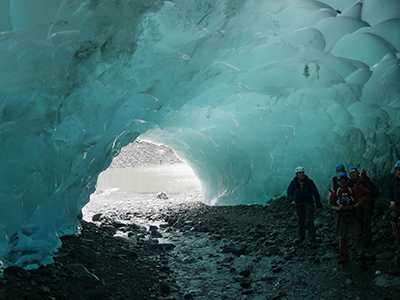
left=95, top=139, right=201, bottom=193
left=82, top=139, right=202, bottom=224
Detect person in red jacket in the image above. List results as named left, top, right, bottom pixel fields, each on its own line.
left=348, top=167, right=377, bottom=247
left=329, top=172, right=366, bottom=267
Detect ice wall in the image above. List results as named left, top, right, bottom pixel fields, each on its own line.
left=0, top=0, right=399, bottom=270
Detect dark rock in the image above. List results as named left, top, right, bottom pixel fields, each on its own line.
left=220, top=242, right=246, bottom=256
left=172, top=218, right=184, bottom=229
left=103, top=225, right=117, bottom=235
left=38, top=285, right=50, bottom=296
left=63, top=263, right=100, bottom=281
left=267, top=245, right=281, bottom=255
left=260, top=274, right=278, bottom=281
left=3, top=266, right=31, bottom=279
left=149, top=225, right=159, bottom=231
left=240, top=269, right=251, bottom=277
left=92, top=213, right=102, bottom=222
left=272, top=266, right=283, bottom=273
left=234, top=275, right=245, bottom=282
left=242, top=289, right=254, bottom=295
left=264, top=292, right=281, bottom=299
left=151, top=230, right=163, bottom=238
left=283, top=251, right=292, bottom=260
left=240, top=280, right=252, bottom=288
left=118, top=247, right=139, bottom=257
left=376, top=251, right=395, bottom=260
left=159, top=223, right=170, bottom=229
left=158, top=243, right=176, bottom=250
left=33, top=266, right=53, bottom=277
left=160, top=280, right=171, bottom=294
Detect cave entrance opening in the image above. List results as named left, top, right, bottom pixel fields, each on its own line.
left=82, top=139, right=202, bottom=224
left=95, top=138, right=201, bottom=193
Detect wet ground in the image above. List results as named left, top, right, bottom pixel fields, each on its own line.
left=2, top=188, right=400, bottom=300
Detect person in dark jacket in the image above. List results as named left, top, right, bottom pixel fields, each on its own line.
left=287, top=166, right=322, bottom=248
left=388, top=160, right=400, bottom=275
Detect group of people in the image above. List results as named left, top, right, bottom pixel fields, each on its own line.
left=286, top=161, right=400, bottom=275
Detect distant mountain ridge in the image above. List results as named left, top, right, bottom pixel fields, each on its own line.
left=110, top=139, right=182, bottom=168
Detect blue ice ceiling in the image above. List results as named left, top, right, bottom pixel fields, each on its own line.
left=0, top=0, right=399, bottom=270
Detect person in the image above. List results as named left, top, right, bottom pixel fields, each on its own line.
left=332, top=164, right=346, bottom=190
left=287, top=166, right=323, bottom=248
left=331, top=163, right=353, bottom=191
left=348, top=167, right=377, bottom=247
left=329, top=172, right=366, bottom=267
left=330, top=164, right=352, bottom=242
left=387, top=160, right=400, bottom=275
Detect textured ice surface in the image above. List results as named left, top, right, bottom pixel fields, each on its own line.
left=0, top=0, right=399, bottom=270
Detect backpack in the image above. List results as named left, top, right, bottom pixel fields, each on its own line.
left=357, top=177, right=380, bottom=198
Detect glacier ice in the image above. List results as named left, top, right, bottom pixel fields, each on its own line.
left=0, top=0, right=399, bottom=270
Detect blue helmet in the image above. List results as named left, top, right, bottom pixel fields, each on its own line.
left=337, top=172, right=347, bottom=179
left=348, top=167, right=358, bottom=173
left=395, top=160, right=400, bottom=169
left=335, top=164, right=345, bottom=171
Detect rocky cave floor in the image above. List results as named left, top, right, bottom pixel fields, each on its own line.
left=1, top=140, right=400, bottom=300
left=1, top=190, right=400, bottom=300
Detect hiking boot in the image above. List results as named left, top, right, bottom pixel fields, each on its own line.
left=358, top=257, right=367, bottom=268
left=389, top=266, right=400, bottom=276
left=338, top=256, right=349, bottom=264
left=311, top=242, right=317, bottom=249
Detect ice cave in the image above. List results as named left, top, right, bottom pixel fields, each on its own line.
left=0, top=0, right=399, bottom=271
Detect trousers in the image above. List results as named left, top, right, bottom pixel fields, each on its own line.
left=296, top=204, right=316, bottom=242
left=337, top=212, right=365, bottom=259
left=357, top=198, right=374, bottom=244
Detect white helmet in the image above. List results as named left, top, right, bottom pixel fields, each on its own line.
left=295, top=166, right=305, bottom=174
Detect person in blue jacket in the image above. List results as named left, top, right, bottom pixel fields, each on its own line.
left=287, top=166, right=323, bottom=248
left=388, top=160, right=400, bottom=275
